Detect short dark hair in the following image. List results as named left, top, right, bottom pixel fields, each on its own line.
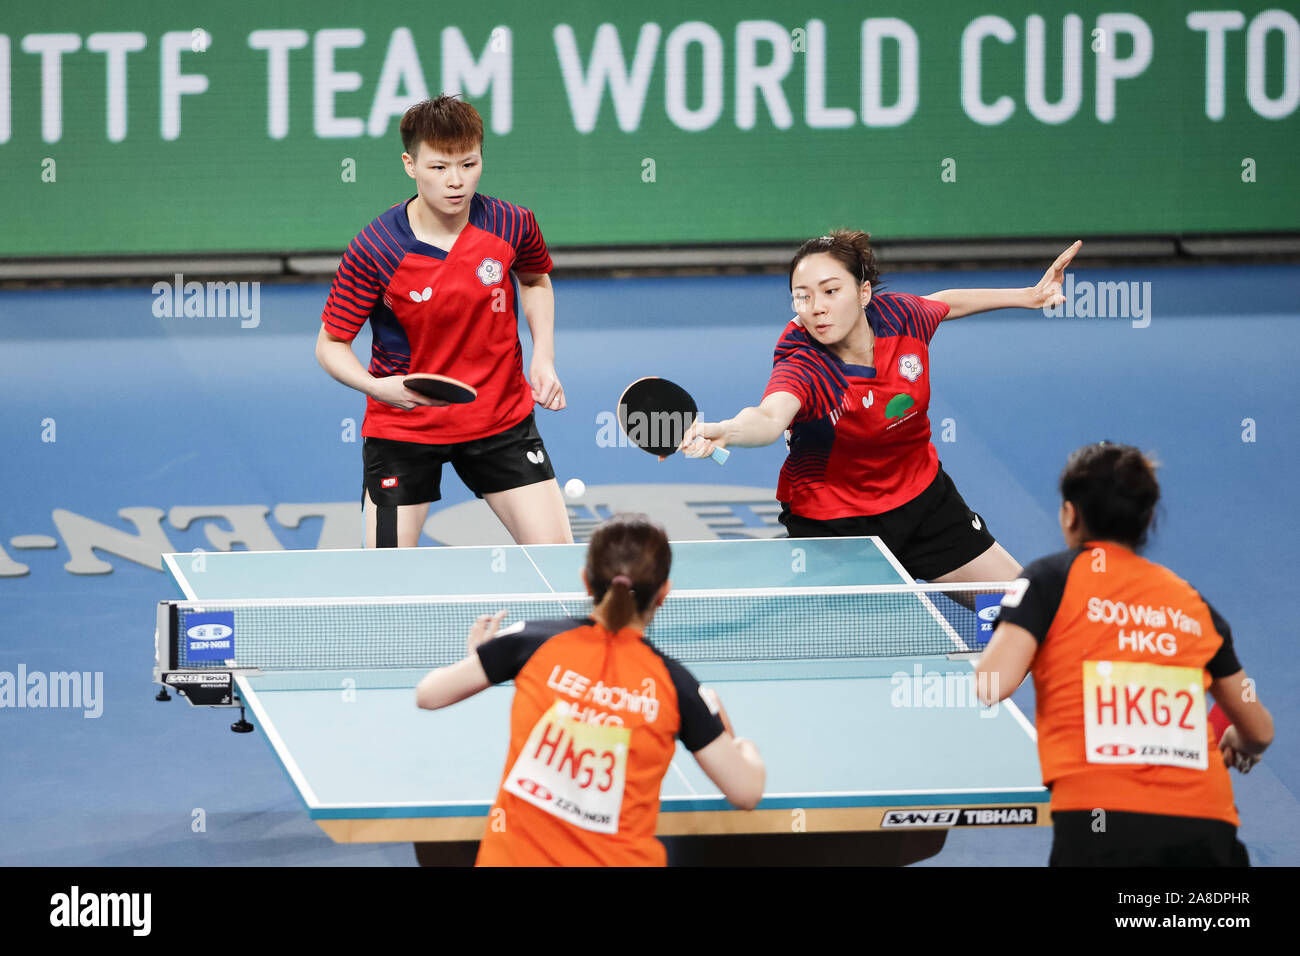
left=400, top=96, right=484, bottom=159
left=789, top=229, right=881, bottom=290
left=1059, top=442, right=1161, bottom=549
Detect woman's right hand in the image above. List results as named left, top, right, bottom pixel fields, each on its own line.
left=369, top=375, right=449, bottom=409
left=673, top=420, right=728, bottom=461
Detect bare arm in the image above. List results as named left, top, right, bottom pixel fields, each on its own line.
left=415, top=654, right=492, bottom=710
left=924, top=288, right=1038, bottom=320
left=975, top=620, right=1038, bottom=705
left=691, top=695, right=766, bottom=809
left=928, top=240, right=1082, bottom=320
left=515, top=271, right=565, bottom=411
left=315, top=326, right=440, bottom=409
left=694, top=735, right=766, bottom=810
left=679, top=392, right=801, bottom=459
left=1211, top=670, right=1274, bottom=771
left=415, top=610, right=507, bottom=710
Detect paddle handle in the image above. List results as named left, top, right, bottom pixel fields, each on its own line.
left=710, top=447, right=730, bottom=466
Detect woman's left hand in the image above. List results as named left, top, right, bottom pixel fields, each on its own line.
left=529, top=357, right=566, bottom=410
left=1028, top=240, right=1082, bottom=309
left=468, top=609, right=508, bottom=654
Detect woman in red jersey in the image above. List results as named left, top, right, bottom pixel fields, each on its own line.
left=316, top=96, right=571, bottom=548
left=683, top=230, right=1081, bottom=584
left=979, top=442, right=1274, bottom=865
left=415, top=514, right=766, bottom=866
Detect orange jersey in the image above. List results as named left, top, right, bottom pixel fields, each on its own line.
left=474, top=618, right=725, bottom=866
left=997, top=543, right=1242, bottom=825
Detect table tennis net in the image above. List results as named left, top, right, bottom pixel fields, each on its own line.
left=165, top=584, right=1012, bottom=672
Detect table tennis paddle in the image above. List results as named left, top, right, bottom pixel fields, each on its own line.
left=403, top=373, right=477, bottom=404
left=617, top=377, right=729, bottom=465
left=1208, top=701, right=1260, bottom=773
left=1208, top=701, right=1231, bottom=747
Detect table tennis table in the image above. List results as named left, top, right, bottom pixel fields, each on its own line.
left=154, top=537, right=1048, bottom=866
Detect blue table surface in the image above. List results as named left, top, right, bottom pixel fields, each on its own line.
left=169, top=538, right=1043, bottom=818
left=238, top=658, right=1044, bottom=818
left=165, top=537, right=911, bottom=600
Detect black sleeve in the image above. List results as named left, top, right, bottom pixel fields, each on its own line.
left=996, top=549, right=1082, bottom=644
left=660, top=655, right=726, bottom=753
left=475, top=618, right=585, bottom=685
left=1197, top=596, right=1242, bottom=679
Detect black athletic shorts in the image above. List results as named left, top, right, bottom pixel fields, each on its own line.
left=778, top=463, right=996, bottom=580
left=362, top=413, right=556, bottom=506
left=1050, top=809, right=1250, bottom=867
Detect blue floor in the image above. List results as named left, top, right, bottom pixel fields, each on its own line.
left=0, top=263, right=1296, bottom=865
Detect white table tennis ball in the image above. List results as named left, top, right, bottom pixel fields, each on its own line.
left=564, top=478, right=586, bottom=499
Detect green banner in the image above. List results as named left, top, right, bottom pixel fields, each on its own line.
left=1, top=1, right=1296, bottom=255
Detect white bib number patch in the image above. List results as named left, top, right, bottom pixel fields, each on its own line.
left=504, top=701, right=631, bottom=834
left=1083, top=660, right=1208, bottom=770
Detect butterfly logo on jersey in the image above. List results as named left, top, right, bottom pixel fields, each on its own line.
left=898, top=354, right=923, bottom=382
left=526, top=450, right=545, bottom=465
left=408, top=286, right=433, bottom=302
left=862, top=391, right=874, bottom=409
left=476, top=258, right=504, bottom=286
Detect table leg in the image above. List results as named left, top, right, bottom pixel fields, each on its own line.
left=412, top=832, right=948, bottom=866
left=661, top=831, right=948, bottom=866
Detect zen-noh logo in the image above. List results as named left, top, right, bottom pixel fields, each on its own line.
left=186, top=623, right=232, bottom=641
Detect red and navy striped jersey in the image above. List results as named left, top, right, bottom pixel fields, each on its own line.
left=763, top=292, right=949, bottom=518
left=321, top=194, right=553, bottom=444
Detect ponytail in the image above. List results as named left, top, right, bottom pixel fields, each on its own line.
left=598, top=575, right=639, bottom=631
left=585, top=514, right=672, bottom=632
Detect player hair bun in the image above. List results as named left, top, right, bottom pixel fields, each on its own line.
left=789, top=229, right=881, bottom=289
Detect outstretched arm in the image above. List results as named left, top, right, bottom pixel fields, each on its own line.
left=677, top=392, right=801, bottom=460
left=926, top=240, right=1082, bottom=320
left=415, top=655, right=490, bottom=710
left=415, top=610, right=506, bottom=710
